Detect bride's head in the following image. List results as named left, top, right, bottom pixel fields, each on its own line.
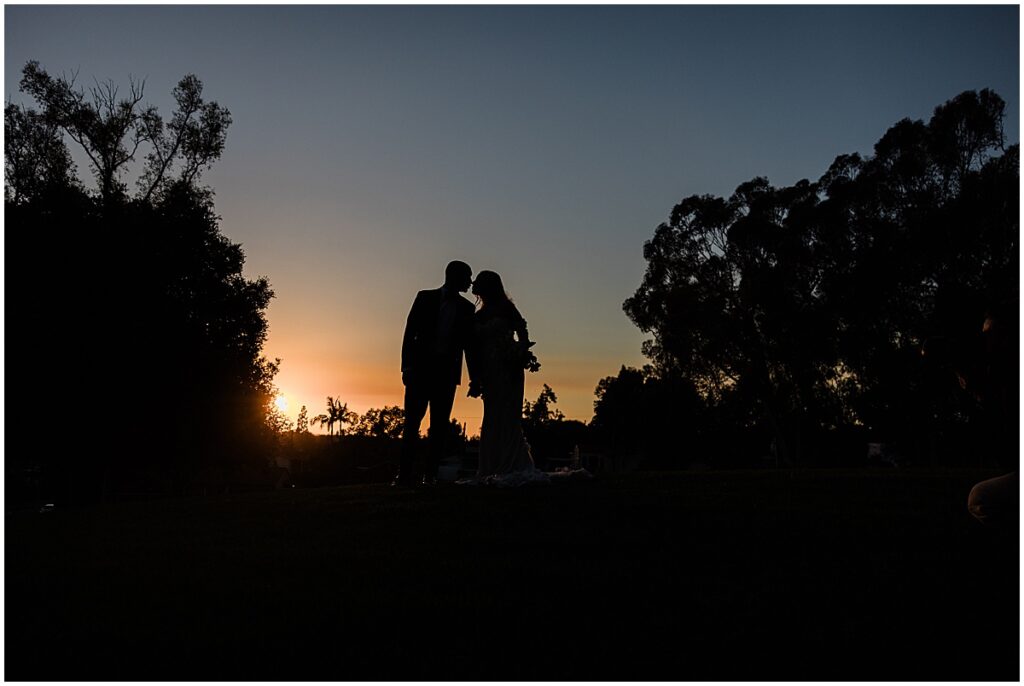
left=473, top=270, right=525, bottom=326
left=472, top=270, right=512, bottom=310
left=473, top=272, right=520, bottom=317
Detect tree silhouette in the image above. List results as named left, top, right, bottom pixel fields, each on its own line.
left=4, top=101, right=78, bottom=203
left=520, top=384, right=589, bottom=468
left=523, top=384, right=564, bottom=431
left=312, top=396, right=356, bottom=437
left=267, top=403, right=295, bottom=435
left=137, top=74, right=231, bottom=202
left=5, top=61, right=274, bottom=502
left=351, top=406, right=405, bottom=439
left=16, top=61, right=230, bottom=205
left=624, top=89, right=1017, bottom=467
left=592, top=366, right=648, bottom=458
left=592, top=365, right=705, bottom=467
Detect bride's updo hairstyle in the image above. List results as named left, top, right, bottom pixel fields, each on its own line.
left=473, top=270, right=525, bottom=328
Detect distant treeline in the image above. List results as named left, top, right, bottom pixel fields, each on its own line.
left=275, top=386, right=589, bottom=489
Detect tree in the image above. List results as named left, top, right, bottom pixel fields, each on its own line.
left=5, top=61, right=274, bottom=501
left=312, top=396, right=357, bottom=437
left=520, top=384, right=588, bottom=468
left=267, top=403, right=295, bottom=435
left=296, top=405, right=310, bottom=434
left=137, top=74, right=232, bottom=202
left=592, top=365, right=705, bottom=467
left=523, top=384, right=564, bottom=431
left=4, top=101, right=78, bottom=203
left=15, top=61, right=230, bottom=205
left=624, top=176, right=835, bottom=464
left=624, top=89, right=1017, bottom=467
left=351, top=406, right=405, bottom=439
left=592, top=366, right=648, bottom=457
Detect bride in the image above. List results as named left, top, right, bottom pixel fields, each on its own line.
left=459, top=270, right=550, bottom=487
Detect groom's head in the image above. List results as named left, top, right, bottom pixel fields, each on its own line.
left=444, top=260, right=473, bottom=293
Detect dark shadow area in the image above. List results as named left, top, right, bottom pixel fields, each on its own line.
left=4, top=471, right=1017, bottom=680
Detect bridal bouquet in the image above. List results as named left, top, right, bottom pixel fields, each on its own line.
left=482, top=317, right=542, bottom=373
left=521, top=340, right=541, bottom=373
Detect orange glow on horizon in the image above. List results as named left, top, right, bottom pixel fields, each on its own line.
left=268, top=352, right=646, bottom=439
left=261, top=293, right=648, bottom=439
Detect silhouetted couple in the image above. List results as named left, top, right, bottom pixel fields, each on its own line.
left=394, top=260, right=549, bottom=488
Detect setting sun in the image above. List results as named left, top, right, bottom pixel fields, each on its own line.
left=274, top=395, right=289, bottom=413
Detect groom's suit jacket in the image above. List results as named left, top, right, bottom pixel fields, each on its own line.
left=402, top=287, right=477, bottom=387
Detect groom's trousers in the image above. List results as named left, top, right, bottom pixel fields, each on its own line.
left=401, top=379, right=458, bottom=481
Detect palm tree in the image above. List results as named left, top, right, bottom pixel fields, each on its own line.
left=312, top=396, right=353, bottom=437
left=311, top=413, right=330, bottom=434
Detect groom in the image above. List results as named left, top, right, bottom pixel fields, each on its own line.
left=395, top=260, right=479, bottom=487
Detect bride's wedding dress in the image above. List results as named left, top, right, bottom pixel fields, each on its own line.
left=458, top=311, right=550, bottom=487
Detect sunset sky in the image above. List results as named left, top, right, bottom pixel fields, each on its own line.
left=5, top=4, right=1019, bottom=435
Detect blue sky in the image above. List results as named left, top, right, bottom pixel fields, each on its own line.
left=6, top=4, right=1019, bottom=432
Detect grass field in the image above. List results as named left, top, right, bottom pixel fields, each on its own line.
left=5, top=469, right=1018, bottom=680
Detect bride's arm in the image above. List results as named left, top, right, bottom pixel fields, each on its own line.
left=507, top=303, right=529, bottom=344
left=513, top=311, right=530, bottom=346
left=515, top=317, right=541, bottom=372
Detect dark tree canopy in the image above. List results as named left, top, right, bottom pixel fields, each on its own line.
left=523, top=383, right=564, bottom=430
left=623, top=89, right=1018, bottom=467
left=311, top=397, right=358, bottom=437
left=6, top=61, right=275, bottom=504
left=4, top=101, right=78, bottom=203
left=13, top=61, right=230, bottom=205
left=350, top=406, right=406, bottom=439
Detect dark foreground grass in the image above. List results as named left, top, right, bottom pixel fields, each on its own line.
left=5, top=469, right=1018, bottom=680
